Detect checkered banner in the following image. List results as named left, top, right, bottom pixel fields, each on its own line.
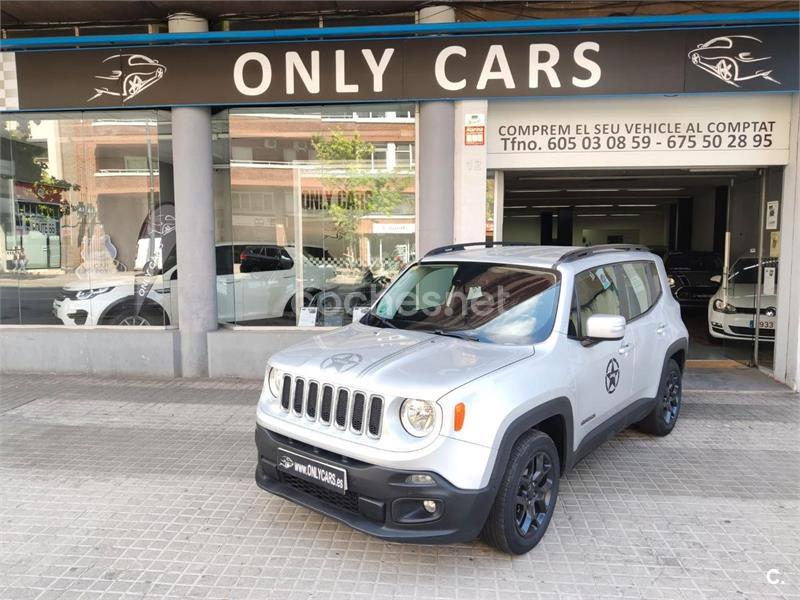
left=0, top=52, right=19, bottom=111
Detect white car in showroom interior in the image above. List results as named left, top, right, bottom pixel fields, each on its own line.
left=708, top=256, right=778, bottom=341
left=52, top=244, right=327, bottom=326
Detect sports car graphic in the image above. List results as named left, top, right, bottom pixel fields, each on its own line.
left=688, top=35, right=780, bottom=87
left=89, top=54, right=166, bottom=102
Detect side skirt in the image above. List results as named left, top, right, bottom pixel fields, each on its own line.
left=569, top=396, right=657, bottom=469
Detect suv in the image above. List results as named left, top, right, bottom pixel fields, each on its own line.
left=53, top=244, right=327, bottom=326
left=254, top=243, right=688, bottom=554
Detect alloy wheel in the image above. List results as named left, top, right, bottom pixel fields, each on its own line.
left=118, top=315, right=150, bottom=326
left=514, top=452, right=555, bottom=536
left=662, top=369, right=681, bottom=425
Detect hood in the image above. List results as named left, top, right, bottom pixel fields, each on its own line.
left=270, top=322, right=533, bottom=400
left=715, top=283, right=777, bottom=306
left=63, top=274, right=136, bottom=291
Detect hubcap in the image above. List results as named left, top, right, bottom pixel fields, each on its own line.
left=514, top=452, right=554, bottom=537
left=118, top=315, right=150, bottom=326
left=662, top=369, right=681, bottom=425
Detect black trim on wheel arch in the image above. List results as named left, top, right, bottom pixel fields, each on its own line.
left=663, top=337, right=689, bottom=373
left=487, top=397, right=574, bottom=487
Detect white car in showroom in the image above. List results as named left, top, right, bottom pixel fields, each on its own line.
left=708, top=256, right=778, bottom=341
left=53, top=244, right=327, bottom=326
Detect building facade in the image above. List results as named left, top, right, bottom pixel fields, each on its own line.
left=1, top=4, right=799, bottom=387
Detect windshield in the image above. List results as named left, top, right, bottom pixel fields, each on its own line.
left=364, top=262, right=560, bottom=344
left=666, top=253, right=722, bottom=272
left=728, top=257, right=779, bottom=286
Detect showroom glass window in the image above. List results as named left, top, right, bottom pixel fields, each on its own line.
left=216, top=104, right=417, bottom=327
left=0, top=111, right=174, bottom=326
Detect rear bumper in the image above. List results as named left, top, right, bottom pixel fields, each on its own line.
left=254, top=425, right=495, bottom=544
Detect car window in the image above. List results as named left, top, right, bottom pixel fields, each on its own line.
left=646, top=262, right=663, bottom=301
left=279, top=248, right=294, bottom=270
left=619, top=261, right=657, bottom=320
left=569, top=265, right=625, bottom=337
left=215, top=246, right=234, bottom=276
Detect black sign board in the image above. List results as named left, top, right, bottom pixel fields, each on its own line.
left=11, top=24, right=799, bottom=110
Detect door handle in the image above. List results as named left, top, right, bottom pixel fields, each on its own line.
left=618, top=343, right=632, bottom=355
left=656, top=323, right=667, bottom=335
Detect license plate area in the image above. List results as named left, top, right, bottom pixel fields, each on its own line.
left=750, top=319, right=775, bottom=329
left=277, top=447, right=348, bottom=495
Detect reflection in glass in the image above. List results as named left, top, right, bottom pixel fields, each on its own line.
left=0, top=111, right=173, bottom=326
left=219, top=104, right=417, bottom=326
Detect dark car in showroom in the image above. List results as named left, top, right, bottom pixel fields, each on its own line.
left=664, top=251, right=723, bottom=306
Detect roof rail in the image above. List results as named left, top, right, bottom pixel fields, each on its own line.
left=424, top=241, right=536, bottom=257
left=555, top=244, right=651, bottom=264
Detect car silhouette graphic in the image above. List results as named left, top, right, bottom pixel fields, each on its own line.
left=688, top=35, right=780, bottom=87
left=89, top=54, right=166, bottom=102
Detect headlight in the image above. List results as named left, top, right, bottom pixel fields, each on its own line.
left=267, top=367, right=284, bottom=398
left=75, top=287, right=112, bottom=300
left=713, top=299, right=736, bottom=314
left=667, top=276, right=676, bottom=288
left=400, top=398, right=436, bottom=437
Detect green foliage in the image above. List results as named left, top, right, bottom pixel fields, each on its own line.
left=311, top=131, right=411, bottom=247
left=31, top=166, right=81, bottom=219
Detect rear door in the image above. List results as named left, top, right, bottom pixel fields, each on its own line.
left=568, top=264, right=634, bottom=441
left=616, top=261, right=667, bottom=401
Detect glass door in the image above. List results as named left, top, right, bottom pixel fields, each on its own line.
left=716, top=169, right=781, bottom=369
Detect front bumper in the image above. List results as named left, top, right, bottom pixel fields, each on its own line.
left=255, top=425, right=495, bottom=544
left=708, top=311, right=776, bottom=341
left=671, top=285, right=716, bottom=306
left=52, top=297, right=92, bottom=326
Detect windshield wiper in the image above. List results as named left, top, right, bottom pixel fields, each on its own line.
left=367, top=311, right=397, bottom=329
left=430, top=329, right=480, bottom=342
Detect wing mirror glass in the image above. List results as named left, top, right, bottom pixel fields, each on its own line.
left=584, top=314, right=626, bottom=341
left=709, top=274, right=722, bottom=284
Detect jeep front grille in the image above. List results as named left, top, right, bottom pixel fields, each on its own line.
left=279, top=375, right=384, bottom=439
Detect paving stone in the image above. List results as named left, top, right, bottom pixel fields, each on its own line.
left=0, top=370, right=797, bottom=599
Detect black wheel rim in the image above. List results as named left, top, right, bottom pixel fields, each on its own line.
left=514, top=452, right=554, bottom=537
left=662, top=369, right=681, bottom=425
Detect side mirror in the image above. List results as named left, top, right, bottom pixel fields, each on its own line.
left=585, top=314, right=626, bottom=341
left=710, top=275, right=722, bottom=284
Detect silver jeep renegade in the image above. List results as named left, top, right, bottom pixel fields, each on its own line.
left=255, top=243, right=689, bottom=554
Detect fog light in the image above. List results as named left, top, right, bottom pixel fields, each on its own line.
left=405, top=474, right=434, bottom=485
left=423, top=500, right=438, bottom=513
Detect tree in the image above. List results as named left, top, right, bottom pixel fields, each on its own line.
left=311, top=131, right=411, bottom=259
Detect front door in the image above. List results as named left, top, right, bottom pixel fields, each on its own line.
left=569, top=264, right=634, bottom=440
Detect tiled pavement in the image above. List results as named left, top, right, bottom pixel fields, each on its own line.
left=0, top=368, right=797, bottom=600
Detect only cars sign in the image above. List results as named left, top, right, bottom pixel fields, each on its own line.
left=1, top=24, right=798, bottom=111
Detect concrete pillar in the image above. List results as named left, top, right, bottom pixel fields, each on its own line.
left=453, top=100, right=489, bottom=244
left=417, top=5, right=456, bottom=256
left=775, top=93, right=800, bottom=389
left=169, top=13, right=217, bottom=377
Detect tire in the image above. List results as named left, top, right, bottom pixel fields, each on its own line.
left=636, top=358, right=682, bottom=436
left=481, top=430, right=560, bottom=555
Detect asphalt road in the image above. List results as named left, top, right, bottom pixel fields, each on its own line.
left=0, top=284, right=62, bottom=325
